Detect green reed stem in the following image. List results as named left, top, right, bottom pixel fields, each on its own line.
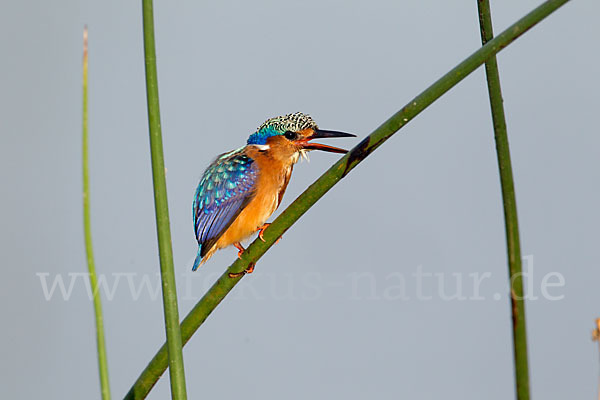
left=125, top=0, right=570, bottom=398
left=476, top=1, right=530, bottom=399
left=82, top=26, right=111, bottom=400
left=141, top=1, right=187, bottom=399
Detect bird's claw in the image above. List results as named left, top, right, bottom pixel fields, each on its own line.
left=258, top=223, right=282, bottom=244
left=228, top=262, right=256, bottom=278
left=229, top=242, right=253, bottom=277
left=233, top=242, right=245, bottom=259
left=258, top=223, right=270, bottom=242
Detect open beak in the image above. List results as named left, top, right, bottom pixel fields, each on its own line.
left=299, top=129, right=356, bottom=154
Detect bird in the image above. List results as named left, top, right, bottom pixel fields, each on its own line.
left=192, top=112, right=355, bottom=277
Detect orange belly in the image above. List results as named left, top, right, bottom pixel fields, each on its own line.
left=214, top=188, right=278, bottom=250
left=197, top=148, right=294, bottom=267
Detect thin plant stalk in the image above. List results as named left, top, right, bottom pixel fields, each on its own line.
left=125, top=0, right=570, bottom=398
left=476, top=1, right=530, bottom=399
left=141, top=1, right=187, bottom=399
left=82, top=26, right=111, bottom=400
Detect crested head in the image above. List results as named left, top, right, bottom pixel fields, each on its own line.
left=247, top=112, right=318, bottom=145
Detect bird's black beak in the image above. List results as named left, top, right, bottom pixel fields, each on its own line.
left=300, top=129, right=356, bottom=154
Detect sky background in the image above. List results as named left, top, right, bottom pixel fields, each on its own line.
left=2, top=0, right=599, bottom=399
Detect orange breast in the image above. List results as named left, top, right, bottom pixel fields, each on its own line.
left=214, top=154, right=292, bottom=250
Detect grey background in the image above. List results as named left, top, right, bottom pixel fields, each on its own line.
left=2, top=0, right=599, bottom=399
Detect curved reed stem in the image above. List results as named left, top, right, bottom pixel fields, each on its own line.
left=125, top=0, right=570, bottom=398
left=82, top=26, right=111, bottom=400
left=476, top=1, right=530, bottom=399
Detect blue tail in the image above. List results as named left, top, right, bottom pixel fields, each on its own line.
left=192, top=246, right=202, bottom=271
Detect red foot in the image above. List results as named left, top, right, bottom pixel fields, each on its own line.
left=257, top=223, right=282, bottom=244
left=228, top=262, right=256, bottom=278
left=245, top=263, right=255, bottom=274
left=258, top=223, right=270, bottom=242
left=233, top=242, right=245, bottom=259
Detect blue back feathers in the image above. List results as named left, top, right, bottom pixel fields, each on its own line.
left=193, top=149, right=259, bottom=261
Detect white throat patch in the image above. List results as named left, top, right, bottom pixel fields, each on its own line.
left=251, top=144, right=270, bottom=151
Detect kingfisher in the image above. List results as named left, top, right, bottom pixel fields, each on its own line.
left=192, top=112, right=355, bottom=276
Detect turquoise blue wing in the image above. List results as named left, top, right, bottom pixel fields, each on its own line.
left=192, top=150, right=258, bottom=269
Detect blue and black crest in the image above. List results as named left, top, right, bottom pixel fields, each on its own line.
left=247, top=112, right=318, bottom=145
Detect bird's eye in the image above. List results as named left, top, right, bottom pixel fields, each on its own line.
left=284, top=131, right=297, bottom=140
